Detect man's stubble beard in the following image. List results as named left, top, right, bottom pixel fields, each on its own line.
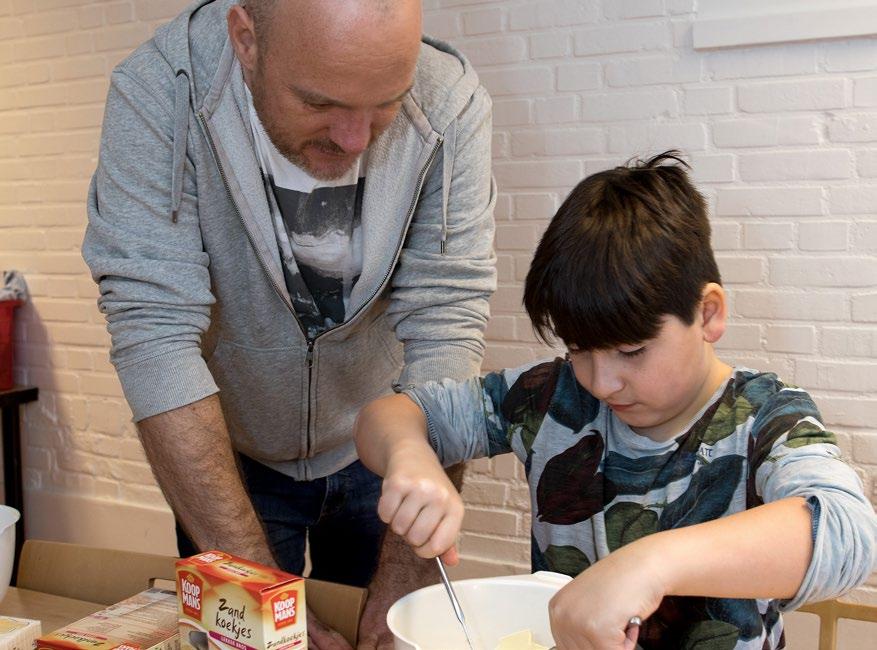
left=249, top=67, right=356, bottom=182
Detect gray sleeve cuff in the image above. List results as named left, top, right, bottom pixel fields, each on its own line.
left=404, top=377, right=490, bottom=467
left=404, top=389, right=446, bottom=459
left=116, top=346, right=219, bottom=422
left=779, top=489, right=877, bottom=611
left=396, top=341, right=484, bottom=388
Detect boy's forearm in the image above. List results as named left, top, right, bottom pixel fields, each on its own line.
left=354, top=393, right=431, bottom=476
left=636, top=497, right=813, bottom=601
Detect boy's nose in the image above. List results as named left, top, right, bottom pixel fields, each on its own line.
left=589, top=358, right=624, bottom=401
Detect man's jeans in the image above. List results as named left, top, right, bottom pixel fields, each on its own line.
left=176, top=455, right=387, bottom=588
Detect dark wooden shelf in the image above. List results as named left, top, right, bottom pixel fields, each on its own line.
left=0, top=385, right=39, bottom=585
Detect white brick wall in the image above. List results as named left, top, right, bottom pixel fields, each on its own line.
left=0, top=0, right=184, bottom=553
left=1, top=1, right=876, bottom=611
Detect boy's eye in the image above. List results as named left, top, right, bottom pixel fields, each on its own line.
left=619, top=347, right=646, bottom=358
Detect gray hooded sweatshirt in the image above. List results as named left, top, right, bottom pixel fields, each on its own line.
left=82, top=0, right=497, bottom=480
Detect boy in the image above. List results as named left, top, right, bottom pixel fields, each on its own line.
left=354, top=153, right=877, bottom=649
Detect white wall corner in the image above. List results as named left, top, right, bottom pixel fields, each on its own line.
left=24, top=489, right=178, bottom=557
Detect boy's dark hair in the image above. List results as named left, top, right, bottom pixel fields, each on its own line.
left=524, top=151, right=720, bottom=351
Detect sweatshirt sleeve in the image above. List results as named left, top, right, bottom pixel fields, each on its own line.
left=82, top=62, right=218, bottom=422
left=405, top=369, right=513, bottom=466
left=388, top=82, right=497, bottom=386
left=749, top=389, right=877, bottom=610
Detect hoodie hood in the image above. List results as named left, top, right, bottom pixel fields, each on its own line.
left=152, top=0, right=483, bottom=235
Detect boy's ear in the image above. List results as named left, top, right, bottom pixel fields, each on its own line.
left=700, top=282, right=727, bottom=344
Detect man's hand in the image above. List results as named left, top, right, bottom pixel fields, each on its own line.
left=356, top=533, right=443, bottom=649
left=355, top=588, right=395, bottom=650
left=308, top=609, right=354, bottom=650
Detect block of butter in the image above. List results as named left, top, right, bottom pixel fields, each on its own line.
left=495, top=630, right=549, bottom=650
left=0, top=616, right=40, bottom=650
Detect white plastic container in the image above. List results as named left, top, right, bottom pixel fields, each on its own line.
left=387, top=571, right=571, bottom=650
left=0, top=506, right=19, bottom=603
left=0, top=615, right=41, bottom=650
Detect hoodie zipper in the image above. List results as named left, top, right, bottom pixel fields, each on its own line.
left=328, top=135, right=444, bottom=335
left=299, top=135, right=443, bottom=456
left=199, top=110, right=442, bottom=460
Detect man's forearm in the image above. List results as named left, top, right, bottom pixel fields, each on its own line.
left=137, top=394, right=276, bottom=566
left=376, top=531, right=440, bottom=590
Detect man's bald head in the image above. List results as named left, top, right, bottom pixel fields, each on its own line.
left=242, top=0, right=414, bottom=58
left=229, top=0, right=422, bottom=179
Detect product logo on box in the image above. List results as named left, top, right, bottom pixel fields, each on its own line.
left=270, top=590, right=298, bottom=629
left=194, top=551, right=227, bottom=564
left=111, top=644, right=142, bottom=650
left=180, top=572, right=204, bottom=620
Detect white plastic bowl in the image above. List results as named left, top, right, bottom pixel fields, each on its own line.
left=387, top=571, right=572, bottom=650
left=0, top=506, right=18, bottom=603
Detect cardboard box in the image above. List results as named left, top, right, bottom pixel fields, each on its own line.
left=17, top=540, right=177, bottom=606
left=303, top=578, right=367, bottom=648
left=176, top=552, right=310, bottom=650
left=15, top=541, right=367, bottom=650
left=35, top=587, right=179, bottom=650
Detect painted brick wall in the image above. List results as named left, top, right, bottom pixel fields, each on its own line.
left=1, top=0, right=875, bottom=608
left=0, top=0, right=187, bottom=553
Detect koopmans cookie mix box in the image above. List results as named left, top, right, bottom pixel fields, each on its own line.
left=176, top=551, right=306, bottom=650
left=36, top=588, right=179, bottom=650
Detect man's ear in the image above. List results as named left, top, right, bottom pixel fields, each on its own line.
left=700, top=282, right=727, bottom=344
left=227, top=5, right=259, bottom=75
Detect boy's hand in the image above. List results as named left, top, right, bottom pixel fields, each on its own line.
left=377, top=446, right=465, bottom=563
left=548, top=544, right=664, bottom=650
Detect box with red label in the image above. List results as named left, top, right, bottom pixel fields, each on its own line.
left=35, top=588, right=179, bottom=650
left=176, top=551, right=306, bottom=650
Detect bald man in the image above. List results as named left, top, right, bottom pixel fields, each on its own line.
left=83, top=0, right=495, bottom=647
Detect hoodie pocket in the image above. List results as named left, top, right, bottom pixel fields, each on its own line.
left=310, top=314, right=404, bottom=455
left=206, top=338, right=307, bottom=461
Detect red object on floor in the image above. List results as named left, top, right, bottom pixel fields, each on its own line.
left=0, top=300, right=22, bottom=391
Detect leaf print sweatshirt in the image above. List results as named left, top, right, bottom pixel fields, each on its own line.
left=405, top=359, right=877, bottom=650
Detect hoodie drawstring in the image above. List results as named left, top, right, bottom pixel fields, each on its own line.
left=170, top=70, right=191, bottom=223
left=439, top=123, right=456, bottom=256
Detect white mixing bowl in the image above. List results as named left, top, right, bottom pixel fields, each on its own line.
left=0, top=506, right=19, bottom=603
left=387, top=571, right=572, bottom=650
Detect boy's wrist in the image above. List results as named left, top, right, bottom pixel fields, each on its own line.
left=622, top=531, right=684, bottom=598
left=385, top=437, right=441, bottom=473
